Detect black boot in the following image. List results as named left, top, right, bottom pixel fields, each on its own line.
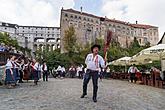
left=93, top=97, right=97, bottom=102
left=80, top=93, right=87, bottom=98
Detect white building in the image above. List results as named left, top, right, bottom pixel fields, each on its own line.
left=0, top=21, right=60, bottom=52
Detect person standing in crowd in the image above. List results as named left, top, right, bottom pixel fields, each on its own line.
left=61, top=65, right=66, bottom=78
left=128, top=64, right=138, bottom=83
left=106, top=67, right=111, bottom=78
left=80, top=44, right=106, bottom=102
left=38, top=63, right=41, bottom=80
left=31, top=59, right=39, bottom=85
left=69, top=65, right=76, bottom=78
left=77, top=65, right=84, bottom=79
left=41, top=62, right=48, bottom=81
left=18, top=59, right=24, bottom=83
left=56, top=65, right=62, bottom=78
left=13, top=57, right=20, bottom=85
left=5, top=55, right=16, bottom=88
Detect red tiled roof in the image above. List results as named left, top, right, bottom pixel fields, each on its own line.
left=62, top=8, right=157, bottom=29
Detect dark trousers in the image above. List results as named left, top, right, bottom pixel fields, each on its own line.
left=83, top=69, right=99, bottom=98
left=79, top=71, right=83, bottom=79
left=43, top=71, right=48, bottom=81
left=130, top=73, right=136, bottom=83
left=19, top=70, right=23, bottom=83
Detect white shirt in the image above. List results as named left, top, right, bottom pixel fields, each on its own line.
left=5, top=60, right=13, bottom=69
left=128, top=66, right=138, bottom=73
left=41, top=64, right=48, bottom=71
left=57, top=66, right=62, bottom=71
left=61, top=67, right=65, bottom=72
left=33, top=62, right=39, bottom=71
left=85, top=53, right=105, bottom=71
left=77, top=66, right=83, bottom=72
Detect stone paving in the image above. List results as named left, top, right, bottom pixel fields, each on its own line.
left=0, top=78, right=165, bottom=110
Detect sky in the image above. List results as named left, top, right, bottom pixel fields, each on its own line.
left=0, top=0, right=164, bottom=39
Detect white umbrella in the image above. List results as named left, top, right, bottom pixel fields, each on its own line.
left=131, top=44, right=165, bottom=62
left=109, top=56, right=131, bottom=66
left=109, top=56, right=149, bottom=66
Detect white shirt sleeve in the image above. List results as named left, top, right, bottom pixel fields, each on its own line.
left=99, top=55, right=105, bottom=68
left=85, top=54, right=90, bottom=65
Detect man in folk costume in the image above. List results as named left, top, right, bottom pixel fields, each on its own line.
left=41, top=61, right=48, bottom=81
left=80, top=44, right=106, bottom=102
left=13, top=57, right=21, bottom=84
left=128, top=64, right=139, bottom=83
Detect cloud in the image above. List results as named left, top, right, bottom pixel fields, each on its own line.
left=101, top=0, right=165, bottom=38
left=0, top=0, right=75, bottom=26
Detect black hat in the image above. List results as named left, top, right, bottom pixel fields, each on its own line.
left=91, top=44, right=101, bottom=52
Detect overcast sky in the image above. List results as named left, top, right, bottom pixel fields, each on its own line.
left=0, top=0, right=164, bottom=39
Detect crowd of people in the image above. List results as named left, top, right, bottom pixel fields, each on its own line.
left=128, top=64, right=165, bottom=83
left=3, top=55, right=49, bottom=88
left=52, top=64, right=111, bottom=80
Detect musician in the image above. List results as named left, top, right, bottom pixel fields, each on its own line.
left=80, top=44, right=106, bottom=102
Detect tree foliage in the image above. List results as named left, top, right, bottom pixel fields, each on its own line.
left=0, top=32, right=19, bottom=48
left=63, top=26, right=77, bottom=55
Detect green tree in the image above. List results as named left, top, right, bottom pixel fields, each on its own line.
left=63, top=26, right=77, bottom=55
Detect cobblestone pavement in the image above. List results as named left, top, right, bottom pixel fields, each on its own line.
left=0, top=78, right=165, bottom=110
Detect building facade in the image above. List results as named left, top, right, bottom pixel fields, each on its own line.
left=60, top=8, right=159, bottom=53
left=0, top=21, right=60, bottom=52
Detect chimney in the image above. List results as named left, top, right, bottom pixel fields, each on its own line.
left=80, top=6, right=82, bottom=14
left=136, top=20, right=138, bottom=24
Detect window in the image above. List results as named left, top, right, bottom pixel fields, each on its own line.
left=87, top=18, right=90, bottom=21
left=65, top=13, right=68, bottom=17
left=91, top=19, right=93, bottom=22
left=79, top=16, right=81, bottom=20
left=70, top=15, right=73, bottom=18
left=117, top=26, right=120, bottom=28
left=139, top=39, right=141, bottom=44
left=84, top=17, right=86, bottom=21
left=75, top=15, right=77, bottom=19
